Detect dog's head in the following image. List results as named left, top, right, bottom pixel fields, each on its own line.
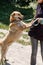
left=10, top=11, right=24, bottom=23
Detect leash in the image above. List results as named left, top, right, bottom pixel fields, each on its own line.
left=24, top=19, right=32, bottom=22
left=24, top=18, right=40, bottom=26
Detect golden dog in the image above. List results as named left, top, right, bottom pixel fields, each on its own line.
left=0, top=11, right=32, bottom=65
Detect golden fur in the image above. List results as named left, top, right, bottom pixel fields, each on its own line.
left=0, top=11, right=32, bottom=65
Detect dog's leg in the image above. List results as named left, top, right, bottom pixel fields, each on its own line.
left=1, top=45, right=8, bottom=65
left=20, top=21, right=32, bottom=30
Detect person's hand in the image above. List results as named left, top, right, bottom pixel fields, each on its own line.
left=38, top=18, right=43, bottom=24
left=31, top=18, right=40, bottom=26
left=37, top=18, right=43, bottom=23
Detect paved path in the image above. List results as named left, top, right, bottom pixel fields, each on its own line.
left=6, top=42, right=43, bottom=65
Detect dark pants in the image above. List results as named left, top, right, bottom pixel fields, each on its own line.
left=30, top=37, right=43, bottom=65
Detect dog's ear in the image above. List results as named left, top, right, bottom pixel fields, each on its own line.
left=10, top=14, right=16, bottom=23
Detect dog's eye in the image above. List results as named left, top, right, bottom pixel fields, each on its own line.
left=13, top=13, right=15, bottom=15
left=18, top=14, right=20, bottom=16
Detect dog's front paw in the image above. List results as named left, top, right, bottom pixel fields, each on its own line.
left=0, top=58, right=8, bottom=65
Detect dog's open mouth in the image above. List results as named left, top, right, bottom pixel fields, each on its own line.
left=18, top=17, right=22, bottom=20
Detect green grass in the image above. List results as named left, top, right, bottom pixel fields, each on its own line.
left=0, top=23, right=9, bottom=30
left=23, top=34, right=29, bottom=39
left=17, top=40, right=31, bottom=45
left=0, top=32, right=5, bottom=35
left=0, top=32, right=5, bottom=38
left=0, top=23, right=8, bottom=38
left=17, top=33, right=31, bottom=45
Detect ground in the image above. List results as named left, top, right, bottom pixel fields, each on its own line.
left=6, top=42, right=43, bottom=65
left=0, top=29, right=43, bottom=65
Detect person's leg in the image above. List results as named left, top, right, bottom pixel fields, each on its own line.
left=40, top=40, right=43, bottom=61
left=30, top=37, right=38, bottom=65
